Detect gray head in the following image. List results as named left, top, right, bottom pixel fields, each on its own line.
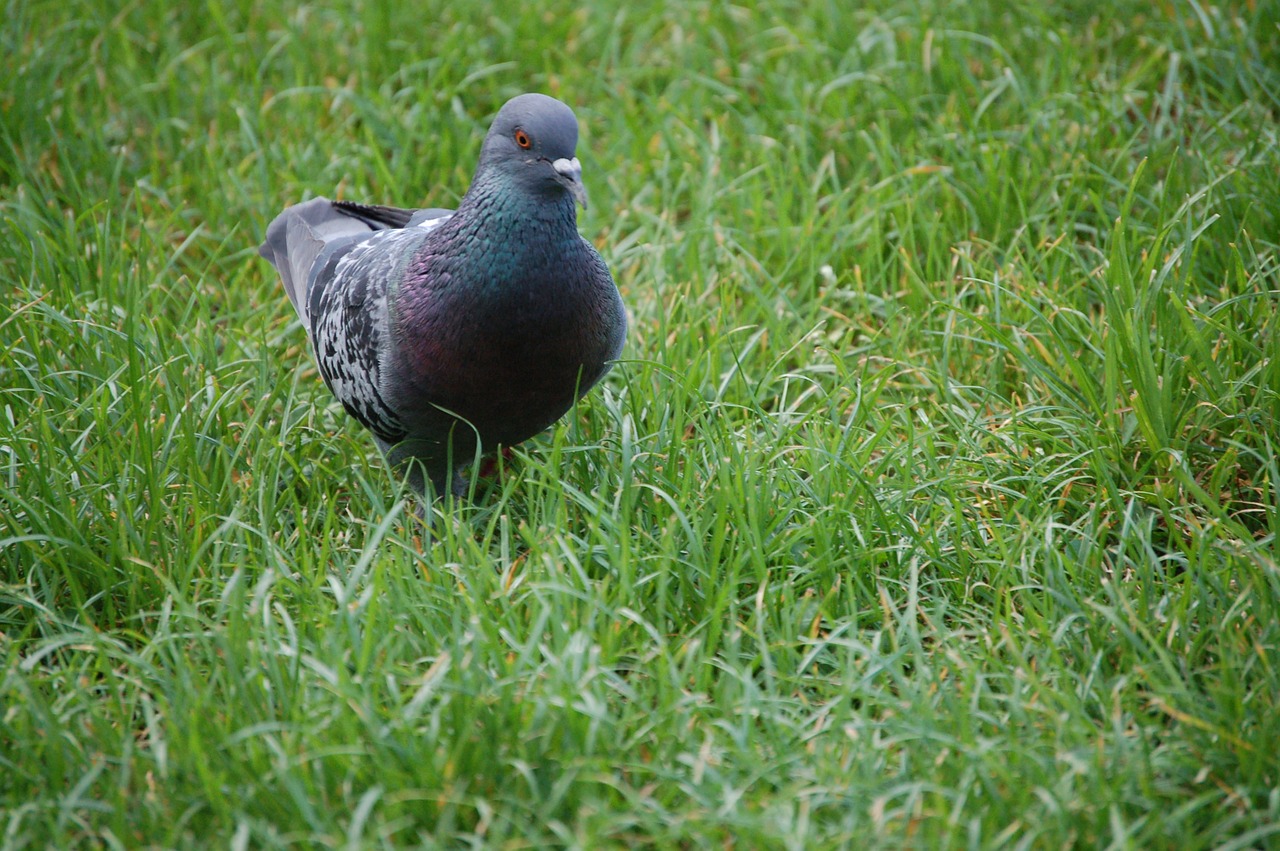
left=476, top=93, right=589, bottom=208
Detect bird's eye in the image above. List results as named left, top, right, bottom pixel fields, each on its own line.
left=514, top=129, right=532, bottom=149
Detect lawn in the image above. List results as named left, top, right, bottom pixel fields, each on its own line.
left=2, top=0, right=1278, bottom=846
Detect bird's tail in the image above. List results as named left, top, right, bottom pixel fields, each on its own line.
left=258, top=197, right=370, bottom=325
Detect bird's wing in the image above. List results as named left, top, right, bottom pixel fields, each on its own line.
left=261, top=198, right=456, bottom=324
left=260, top=197, right=447, bottom=445
left=259, top=197, right=373, bottom=324
left=303, top=224, right=446, bottom=446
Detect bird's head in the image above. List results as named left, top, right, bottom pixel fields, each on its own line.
left=478, top=93, right=590, bottom=209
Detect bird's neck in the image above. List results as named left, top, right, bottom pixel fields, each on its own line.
left=399, top=174, right=585, bottom=311
left=441, top=178, right=584, bottom=300
left=460, top=170, right=579, bottom=234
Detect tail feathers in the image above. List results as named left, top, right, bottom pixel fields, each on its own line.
left=259, top=197, right=371, bottom=324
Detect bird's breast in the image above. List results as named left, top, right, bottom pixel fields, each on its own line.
left=390, top=264, right=617, bottom=446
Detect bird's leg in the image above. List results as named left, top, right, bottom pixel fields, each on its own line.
left=405, top=466, right=464, bottom=548
left=450, top=468, right=470, bottom=500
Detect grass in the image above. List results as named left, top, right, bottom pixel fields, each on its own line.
left=2, top=0, right=1278, bottom=846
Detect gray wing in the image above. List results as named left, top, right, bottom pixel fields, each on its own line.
left=312, top=221, right=474, bottom=444
left=259, top=197, right=452, bottom=444
left=259, top=197, right=369, bottom=325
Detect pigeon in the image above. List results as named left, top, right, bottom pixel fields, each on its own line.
left=259, top=93, right=626, bottom=504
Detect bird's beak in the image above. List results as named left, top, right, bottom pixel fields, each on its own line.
left=552, top=157, right=589, bottom=209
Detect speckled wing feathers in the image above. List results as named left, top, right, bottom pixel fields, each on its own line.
left=260, top=199, right=454, bottom=447
left=306, top=226, right=426, bottom=445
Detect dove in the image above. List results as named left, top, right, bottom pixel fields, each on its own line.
left=259, top=93, right=626, bottom=504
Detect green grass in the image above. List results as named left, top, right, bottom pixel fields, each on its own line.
left=2, top=0, right=1279, bottom=846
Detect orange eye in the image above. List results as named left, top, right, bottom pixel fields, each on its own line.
left=514, top=129, right=531, bottom=149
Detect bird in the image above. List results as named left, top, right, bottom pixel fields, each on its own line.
left=258, top=93, right=626, bottom=506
